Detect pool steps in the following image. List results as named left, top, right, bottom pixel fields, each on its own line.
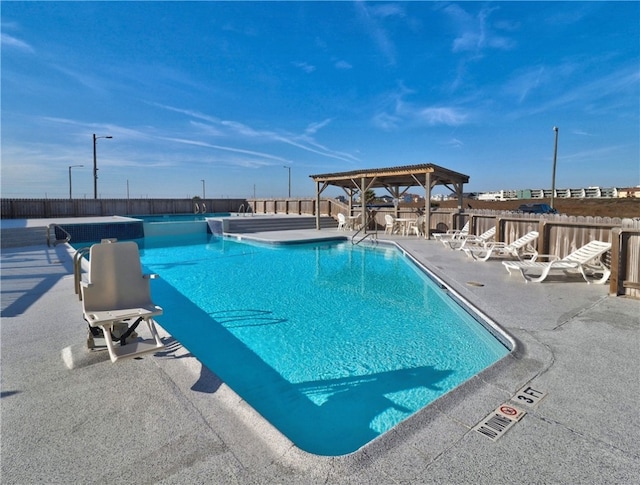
left=217, top=215, right=338, bottom=234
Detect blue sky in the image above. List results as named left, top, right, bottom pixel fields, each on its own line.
left=2, top=1, right=638, bottom=199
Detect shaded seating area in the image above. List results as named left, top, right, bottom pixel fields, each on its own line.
left=502, top=240, right=612, bottom=284
left=80, top=241, right=165, bottom=362
left=310, top=163, right=470, bottom=238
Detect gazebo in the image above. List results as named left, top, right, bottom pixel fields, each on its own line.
left=310, top=163, right=470, bottom=238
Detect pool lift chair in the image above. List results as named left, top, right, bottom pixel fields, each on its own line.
left=80, top=241, right=165, bottom=363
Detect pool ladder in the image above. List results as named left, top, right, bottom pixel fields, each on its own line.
left=46, top=224, right=71, bottom=247
left=238, top=203, right=253, bottom=217
left=351, top=212, right=379, bottom=245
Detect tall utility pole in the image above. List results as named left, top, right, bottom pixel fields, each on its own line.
left=550, top=126, right=559, bottom=210
left=93, top=133, right=113, bottom=199
left=283, top=166, right=291, bottom=197
left=68, top=165, right=83, bottom=199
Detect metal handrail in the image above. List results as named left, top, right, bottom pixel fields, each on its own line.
left=46, top=224, right=71, bottom=247
left=351, top=211, right=378, bottom=245
left=73, top=247, right=91, bottom=300
left=237, top=203, right=253, bottom=217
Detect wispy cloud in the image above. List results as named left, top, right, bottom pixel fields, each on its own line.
left=305, top=119, right=332, bottom=135
left=334, top=60, right=353, bottom=70
left=418, top=107, right=468, bottom=126
left=354, top=1, right=406, bottom=66
left=503, top=65, right=549, bottom=103
left=293, top=61, right=316, bottom=73
left=443, top=137, right=464, bottom=148
left=372, top=83, right=469, bottom=130
left=0, top=32, right=34, bottom=53
left=444, top=4, right=516, bottom=56
left=154, top=104, right=360, bottom=164
left=506, top=65, right=639, bottom=118
left=159, top=136, right=290, bottom=162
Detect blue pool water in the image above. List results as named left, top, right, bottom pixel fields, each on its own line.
left=135, top=234, right=509, bottom=455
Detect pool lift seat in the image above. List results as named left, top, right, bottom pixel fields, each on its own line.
left=80, top=241, right=165, bottom=363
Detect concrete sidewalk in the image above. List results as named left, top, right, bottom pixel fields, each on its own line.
left=1, top=231, right=639, bottom=484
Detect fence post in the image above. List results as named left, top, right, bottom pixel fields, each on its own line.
left=538, top=220, right=550, bottom=256
left=609, top=227, right=622, bottom=295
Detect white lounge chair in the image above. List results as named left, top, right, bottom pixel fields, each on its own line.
left=502, top=240, right=611, bottom=284
left=81, top=241, right=165, bottom=362
left=443, top=226, right=496, bottom=250
left=464, top=231, right=539, bottom=261
left=433, top=221, right=470, bottom=246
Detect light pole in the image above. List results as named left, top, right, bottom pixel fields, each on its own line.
left=93, top=133, right=113, bottom=199
left=283, top=166, right=291, bottom=197
left=550, top=126, right=559, bottom=210
left=201, top=179, right=205, bottom=199
left=68, top=164, right=83, bottom=199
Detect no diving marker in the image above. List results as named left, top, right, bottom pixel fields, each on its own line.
left=473, top=403, right=526, bottom=441
left=498, top=404, right=525, bottom=421
left=474, top=385, right=548, bottom=442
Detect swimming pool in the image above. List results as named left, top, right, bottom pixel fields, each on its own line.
left=134, top=234, right=510, bottom=455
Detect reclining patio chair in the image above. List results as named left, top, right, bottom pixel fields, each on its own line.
left=433, top=221, right=469, bottom=246
left=463, top=231, right=539, bottom=261
left=502, top=240, right=611, bottom=284
left=442, top=226, right=496, bottom=250
left=80, top=241, right=165, bottom=362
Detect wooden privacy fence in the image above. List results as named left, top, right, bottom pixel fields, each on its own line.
left=1, top=198, right=247, bottom=219
left=248, top=199, right=640, bottom=299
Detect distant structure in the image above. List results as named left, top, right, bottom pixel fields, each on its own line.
left=470, top=186, right=639, bottom=201
left=374, top=186, right=639, bottom=203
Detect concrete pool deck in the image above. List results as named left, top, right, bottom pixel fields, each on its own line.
left=1, top=223, right=639, bottom=483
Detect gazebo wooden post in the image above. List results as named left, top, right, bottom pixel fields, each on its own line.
left=315, top=181, right=321, bottom=230
left=425, top=172, right=432, bottom=239
left=361, top=176, right=367, bottom=232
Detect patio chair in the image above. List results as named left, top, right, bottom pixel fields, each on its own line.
left=443, top=226, right=496, bottom=250
left=433, top=221, right=469, bottom=245
left=502, top=240, right=611, bottom=284
left=410, top=215, right=426, bottom=238
left=384, top=214, right=399, bottom=234
left=80, top=241, right=165, bottom=362
left=463, top=230, right=539, bottom=261
left=337, top=213, right=347, bottom=231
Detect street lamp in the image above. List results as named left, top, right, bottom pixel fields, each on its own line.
left=68, top=164, right=83, bottom=199
left=93, top=133, right=113, bottom=199
left=283, top=165, right=291, bottom=197
left=550, top=126, right=559, bottom=210
left=201, top=179, right=205, bottom=199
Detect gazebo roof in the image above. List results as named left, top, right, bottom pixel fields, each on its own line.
left=309, top=163, right=469, bottom=190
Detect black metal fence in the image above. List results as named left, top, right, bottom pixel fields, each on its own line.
left=1, top=198, right=247, bottom=219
